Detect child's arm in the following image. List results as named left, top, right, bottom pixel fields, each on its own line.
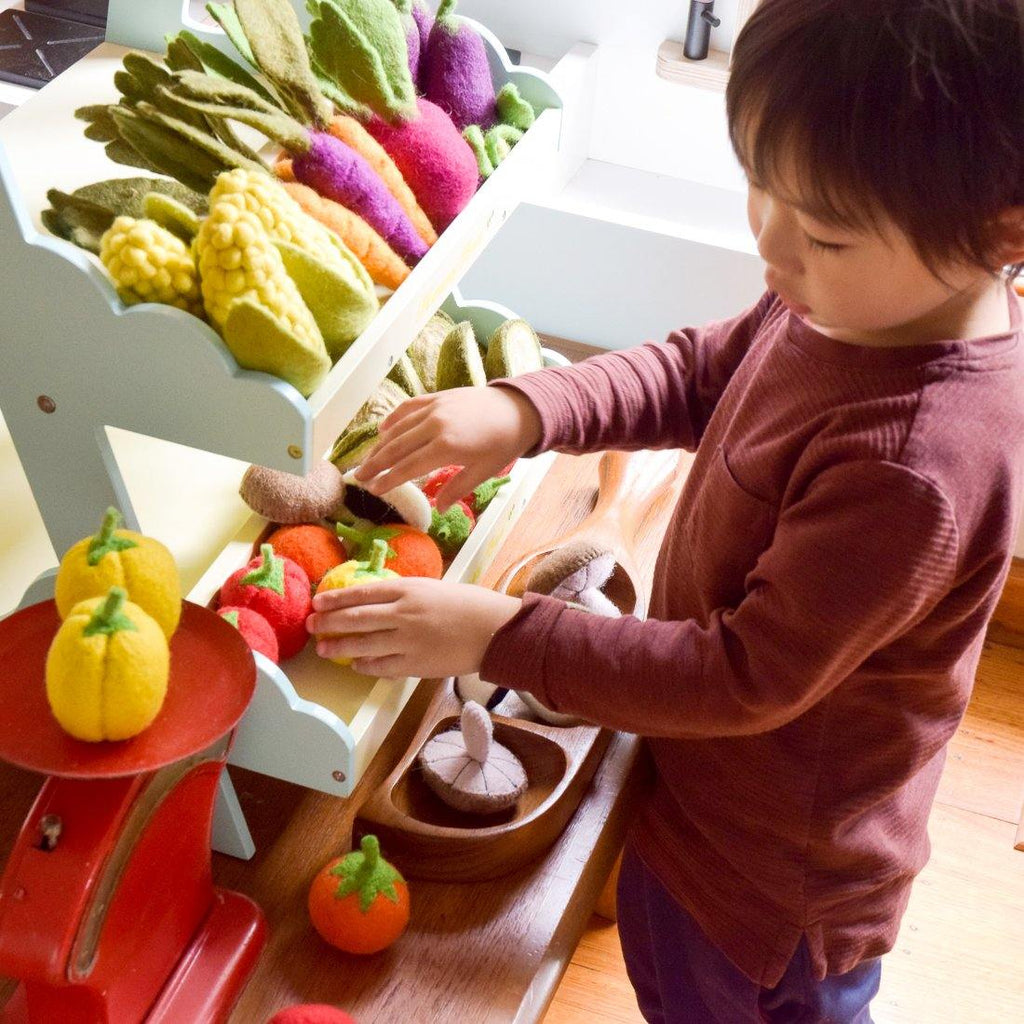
left=482, top=460, right=961, bottom=737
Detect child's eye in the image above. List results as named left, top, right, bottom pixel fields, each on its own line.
left=805, top=234, right=848, bottom=253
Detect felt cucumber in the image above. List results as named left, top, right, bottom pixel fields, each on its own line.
left=436, top=321, right=488, bottom=391
left=485, top=319, right=545, bottom=380
left=330, top=422, right=381, bottom=472
left=387, top=353, right=426, bottom=396
left=347, top=378, right=411, bottom=433
left=406, top=311, right=455, bottom=391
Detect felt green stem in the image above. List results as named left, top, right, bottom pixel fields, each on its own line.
left=356, top=537, right=392, bottom=576
left=336, top=522, right=401, bottom=562
left=87, top=508, right=138, bottom=566
left=463, top=124, right=495, bottom=178
left=485, top=123, right=523, bottom=168
left=206, top=2, right=261, bottom=71
left=496, top=83, right=536, bottom=132
left=435, top=0, right=457, bottom=26
left=473, top=475, right=511, bottom=513
left=240, top=544, right=286, bottom=595
left=221, top=609, right=241, bottom=629
left=83, top=587, right=138, bottom=638
left=329, top=834, right=404, bottom=912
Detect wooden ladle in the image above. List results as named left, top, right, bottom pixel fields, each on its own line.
left=492, top=448, right=684, bottom=619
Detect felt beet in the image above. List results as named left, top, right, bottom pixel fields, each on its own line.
left=218, top=605, right=280, bottom=663
left=265, top=523, right=348, bottom=587
left=219, top=544, right=312, bottom=659
left=423, top=0, right=497, bottom=131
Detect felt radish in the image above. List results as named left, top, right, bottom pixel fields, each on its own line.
left=423, top=0, right=497, bottom=131
left=307, top=0, right=479, bottom=231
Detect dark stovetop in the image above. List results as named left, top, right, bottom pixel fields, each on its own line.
left=0, top=6, right=105, bottom=90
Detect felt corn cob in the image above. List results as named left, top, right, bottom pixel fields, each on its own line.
left=195, top=195, right=331, bottom=397
left=208, top=168, right=378, bottom=359
left=100, top=215, right=204, bottom=317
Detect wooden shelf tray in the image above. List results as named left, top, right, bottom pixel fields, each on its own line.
left=0, top=0, right=565, bottom=560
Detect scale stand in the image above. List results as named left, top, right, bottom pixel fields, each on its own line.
left=0, top=600, right=266, bottom=1024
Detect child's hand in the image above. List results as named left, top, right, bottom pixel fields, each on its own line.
left=353, top=386, right=542, bottom=510
left=307, top=577, right=522, bottom=679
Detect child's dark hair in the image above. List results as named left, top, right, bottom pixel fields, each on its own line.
left=727, top=0, right=1024, bottom=276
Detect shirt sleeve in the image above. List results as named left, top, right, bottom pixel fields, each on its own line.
left=492, top=293, right=777, bottom=456
left=480, top=460, right=960, bottom=737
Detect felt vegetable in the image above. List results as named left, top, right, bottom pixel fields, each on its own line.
left=194, top=193, right=331, bottom=397
left=239, top=461, right=348, bottom=524
left=307, top=1, right=479, bottom=232
left=269, top=1007, right=357, bottom=1024
left=428, top=499, right=475, bottom=557
left=406, top=311, right=454, bottom=391
left=435, top=320, right=488, bottom=390
left=423, top=0, right=497, bottom=131
left=420, top=464, right=463, bottom=502
left=411, top=0, right=436, bottom=71
left=143, top=191, right=203, bottom=242
left=391, top=0, right=422, bottom=85
left=330, top=423, right=381, bottom=474
left=219, top=544, right=313, bottom=659
left=422, top=462, right=514, bottom=511
left=265, top=523, right=348, bottom=587
left=55, top=507, right=182, bottom=639
left=485, top=318, right=545, bottom=379
left=463, top=124, right=494, bottom=179
left=336, top=521, right=443, bottom=579
left=387, top=353, right=426, bottom=396
left=314, top=539, right=400, bottom=666
left=526, top=543, right=621, bottom=618
left=469, top=474, right=512, bottom=515
left=46, top=588, right=169, bottom=743
left=99, top=216, right=204, bottom=316
left=346, top=378, right=411, bottom=434
left=496, top=82, right=537, bottom=133
left=42, top=176, right=207, bottom=255
left=339, top=471, right=433, bottom=532
left=277, top=175, right=410, bottom=290
left=218, top=605, right=280, bottom=663
left=207, top=168, right=378, bottom=359
left=418, top=700, right=527, bottom=813
left=308, top=834, right=410, bottom=954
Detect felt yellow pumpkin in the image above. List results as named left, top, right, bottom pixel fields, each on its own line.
left=46, top=587, right=169, bottom=742
left=55, top=507, right=181, bottom=639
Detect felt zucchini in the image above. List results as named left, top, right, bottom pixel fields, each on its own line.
left=307, top=0, right=479, bottom=231
left=435, top=320, right=488, bottom=391
left=347, top=378, right=411, bottom=434
left=330, top=423, right=381, bottom=473
left=406, top=311, right=455, bottom=391
left=485, top=318, right=545, bottom=380
left=387, top=353, right=426, bottom=396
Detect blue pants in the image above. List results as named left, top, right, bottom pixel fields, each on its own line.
left=616, top=844, right=881, bottom=1023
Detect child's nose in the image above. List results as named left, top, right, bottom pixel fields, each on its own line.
left=754, top=200, right=802, bottom=275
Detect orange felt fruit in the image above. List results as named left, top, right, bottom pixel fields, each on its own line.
left=335, top=522, right=443, bottom=579
left=308, top=835, right=410, bottom=955
left=265, top=523, right=347, bottom=587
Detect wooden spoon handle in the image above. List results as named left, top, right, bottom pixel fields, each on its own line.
left=580, top=449, right=683, bottom=540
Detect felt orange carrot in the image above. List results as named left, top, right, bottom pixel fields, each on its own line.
left=326, top=114, right=438, bottom=246
left=277, top=176, right=410, bottom=290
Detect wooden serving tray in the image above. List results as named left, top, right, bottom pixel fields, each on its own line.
left=357, top=677, right=611, bottom=882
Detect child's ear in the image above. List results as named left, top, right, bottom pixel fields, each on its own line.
left=991, top=207, right=1024, bottom=266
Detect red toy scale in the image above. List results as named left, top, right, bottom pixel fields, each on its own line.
left=268, top=1005, right=357, bottom=1024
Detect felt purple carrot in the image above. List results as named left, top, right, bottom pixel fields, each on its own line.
left=423, top=0, right=497, bottom=131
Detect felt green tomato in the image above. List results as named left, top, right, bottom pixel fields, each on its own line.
left=314, top=539, right=399, bottom=667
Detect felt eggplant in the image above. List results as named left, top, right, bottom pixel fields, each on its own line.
left=411, top=0, right=435, bottom=83
left=391, top=0, right=422, bottom=86
left=423, top=0, right=497, bottom=131
left=307, top=0, right=479, bottom=231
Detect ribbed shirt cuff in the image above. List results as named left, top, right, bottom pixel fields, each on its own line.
left=490, top=372, right=580, bottom=455
left=479, top=592, right=568, bottom=708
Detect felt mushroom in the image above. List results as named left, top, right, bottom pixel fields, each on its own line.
left=526, top=541, right=621, bottom=617
left=338, top=469, right=432, bottom=532
left=239, top=461, right=348, bottom=523
left=418, top=701, right=527, bottom=814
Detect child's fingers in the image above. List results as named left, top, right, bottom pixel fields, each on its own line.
left=316, top=630, right=399, bottom=662
left=352, top=654, right=407, bottom=678
left=306, top=603, right=400, bottom=636
left=433, top=467, right=492, bottom=512
left=356, top=421, right=438, bottom=486
left=311, top=580, right=405, bottom=613
left=380, top=395, right=435, bottom=433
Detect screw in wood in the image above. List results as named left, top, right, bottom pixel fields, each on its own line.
left=288, top=445, right=303, bottom=460
left=37, top=395, right=56, bottom=413
left=332, top=770, right=347, bottom=783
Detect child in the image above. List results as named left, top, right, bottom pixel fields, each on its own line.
left=307, top=1, right=1024, bottom=1019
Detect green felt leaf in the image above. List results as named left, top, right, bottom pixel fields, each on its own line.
left=484, top=124, right=523, bottom=169
left=76, top=103, right=121, bottom=143
left=311, top=61, right=374, bottom=121
left=206, top=2, right=260, bottom=71
left=272, top=239, right=378, bottom=361
left=234, top=0, right=333, bottom=126
left=164, top=34, right=204, bottom=73
left=76, top=177, right=207, bottom=217
left=169, top=69, right=286, bottom=117
left=463, top=124, right=494, bottom=179
left=104, top=137, right=161, bottom=174
left=223, top=298, right=331, bottom=398
left=496, top=82, right=536, bottom=132
left=167, top=30, right=280, bottom=106
left=136, top=101, right=266, bottom=174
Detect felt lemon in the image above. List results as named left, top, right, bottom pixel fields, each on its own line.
left=46, top=587, right=170, bottom=742
left=55, top=507, right=181, bottom=639
left=314, top=538, right=398, bottom=666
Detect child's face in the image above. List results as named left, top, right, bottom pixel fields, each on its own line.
left=746, top=177, right=996, bottom=346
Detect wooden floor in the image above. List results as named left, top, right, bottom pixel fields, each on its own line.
left=544, top=635, right=1024, bottom=1024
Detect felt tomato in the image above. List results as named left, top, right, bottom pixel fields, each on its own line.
left=218, top=605, right=280, bottom=663
left=46, top=587, right=169, bottom=742
left=55, top=506, right=182, bottom=639
left=265, top=523, right=347, bottom=588
left=314, top=539, right=399, bottom=667
left=335, top=522, right=443, bottom=579
left=219, top=544, right=312, bottom=659
left=308, top=834, right=410, bottom=955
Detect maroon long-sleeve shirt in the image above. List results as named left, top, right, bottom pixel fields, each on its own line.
left=481, top=289, right=1024, bottom=986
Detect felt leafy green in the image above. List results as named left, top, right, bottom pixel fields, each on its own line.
left=496, top=83, right=536, bottom=132
left=165, top=29, right=280, bottom=106
left=206, top=2, right=261, bottom=72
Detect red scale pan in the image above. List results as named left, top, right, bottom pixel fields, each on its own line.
left=0, top=600, right=265, bottom=1024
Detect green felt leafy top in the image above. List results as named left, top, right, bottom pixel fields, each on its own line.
left=87, top=508, right=138, bottom=566
left=240, top=544, right=286, bottom=595
left=335, top=522, right=400, bottom=561
left=83, top=587, right=139, bottom=638
left=329, top=834, right=405, bottom=912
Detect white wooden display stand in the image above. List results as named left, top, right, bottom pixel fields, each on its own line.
left=0, top=1, right=593, bottom=859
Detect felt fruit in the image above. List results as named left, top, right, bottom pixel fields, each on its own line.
left=422, top=463, right=515, bottom=512
left=338, top=471, right=433, bottom=532
left=219, top=544, right=312, bottom=659
left=55, top=507, right=182, bottom=640
left=265, top=524, right=348, bottom=588
left=387, top=353, right=426, bottom=396
left=315, top=539, right=400, bottom=666
left=428, top=499, right=475, bottom=558
left=218, top=605, right=280, bottom=663
left=46, top=587, right=169, bottom=742
left=335, top=522, right=443, bottom=579
left=435, top=320, right=487, bottom=390
left=485, top=318, right=545, bottom=380
left=99, top=215, right=204, bottom=316
left=269, top=1007, right=357, bottom=1024
left=308, top=834, right=410, bottom=954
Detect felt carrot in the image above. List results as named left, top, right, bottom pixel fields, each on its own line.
left=326, top=114, right=438, bottom=246
left=423, top=0, right=497, bottom=131
left=308, top=0, right=479, bottom=232
left=277, top=175, right=411, bottom=290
